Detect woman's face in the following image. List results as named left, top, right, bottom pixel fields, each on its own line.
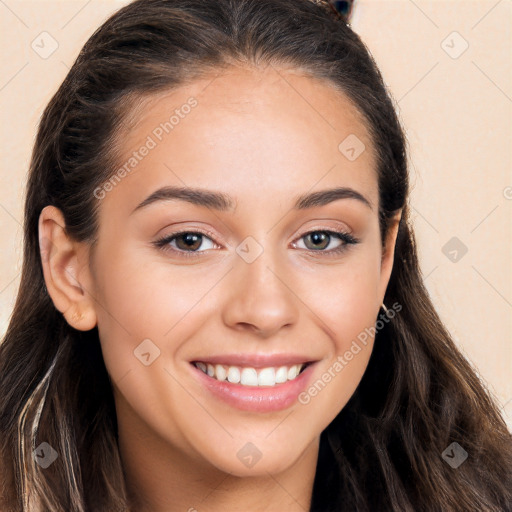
left=62, top=65, right=399, bottom=477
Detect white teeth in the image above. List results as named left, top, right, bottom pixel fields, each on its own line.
left=215, top=364, right=227, bottom=381
left=194, top=362, right=306, bottom=387
left=227, top=366, right=241, bottom=383
left=258, top=367, right=275, bottom=386
left=275, top=366, right=288, bottom=383
left=240, top=368, right=258, bottom=386
left=287, top=365, right=299, bottom=380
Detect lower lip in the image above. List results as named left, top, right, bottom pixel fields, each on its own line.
left=190, top=363, right=315, bottom=412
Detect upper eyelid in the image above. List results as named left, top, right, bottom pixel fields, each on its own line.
left=158, top=218, right=353, bottom=239
left=155, top=228, right=221, bottom=248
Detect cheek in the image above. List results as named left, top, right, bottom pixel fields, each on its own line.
left=91, top=244, right=222, bottom=379
left=293, top=249, right=382, bottom=411
left=298, top=249, right=382, bottom=342
left=296, top=291, right=379, bottom=425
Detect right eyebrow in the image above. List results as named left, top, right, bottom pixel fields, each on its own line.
left=131, top=186, right=236, bottom=215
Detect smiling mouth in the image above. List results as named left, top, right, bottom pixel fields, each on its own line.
left=192, top=361, right=310, bottom=387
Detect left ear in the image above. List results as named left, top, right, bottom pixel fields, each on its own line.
left=377, top=209, right=403, bottom=305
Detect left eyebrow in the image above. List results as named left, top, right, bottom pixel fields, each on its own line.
left=293, top=186, right=373, bottom=210
left=130, top=185, right=373, bottom=215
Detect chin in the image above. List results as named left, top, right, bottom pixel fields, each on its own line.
left=198, top=436, right=313, bottom=477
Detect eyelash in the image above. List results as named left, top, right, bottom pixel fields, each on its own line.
left=153, top=228, right=360, bottom=259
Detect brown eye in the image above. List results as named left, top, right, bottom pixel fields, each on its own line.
left=293, top=229, right=360, bottom=256
left=153, top=230, right=218, bottom=256
left=174, top=233, right=204, bottom=251
left=303, top=231, right=332, bottom=251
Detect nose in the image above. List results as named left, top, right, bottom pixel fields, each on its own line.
left=221, top=247, right=300, bottom=338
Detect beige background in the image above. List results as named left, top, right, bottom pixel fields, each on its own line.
left=1, top=1, right=511, bottom=429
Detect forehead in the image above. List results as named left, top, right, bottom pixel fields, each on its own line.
left=106, top=64, right=378, bottom=213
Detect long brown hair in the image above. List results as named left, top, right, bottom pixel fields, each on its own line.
left=1, top=1, right=511, bottom=510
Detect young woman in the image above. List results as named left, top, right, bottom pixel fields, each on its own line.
left=1, top=0, right=510, bottom=510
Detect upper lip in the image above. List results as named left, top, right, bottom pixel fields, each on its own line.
left=190, top=353, right=317, bottom=369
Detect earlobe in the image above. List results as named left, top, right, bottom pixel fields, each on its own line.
left=62, top=305, right=97, bottom=331
left=38, top=205, right=97, bottom=331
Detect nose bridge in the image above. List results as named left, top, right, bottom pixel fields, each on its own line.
left=221, top=238, right=299, bottom=336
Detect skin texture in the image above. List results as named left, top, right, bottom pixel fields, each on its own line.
left=39, top=64, right=401, bottom=512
